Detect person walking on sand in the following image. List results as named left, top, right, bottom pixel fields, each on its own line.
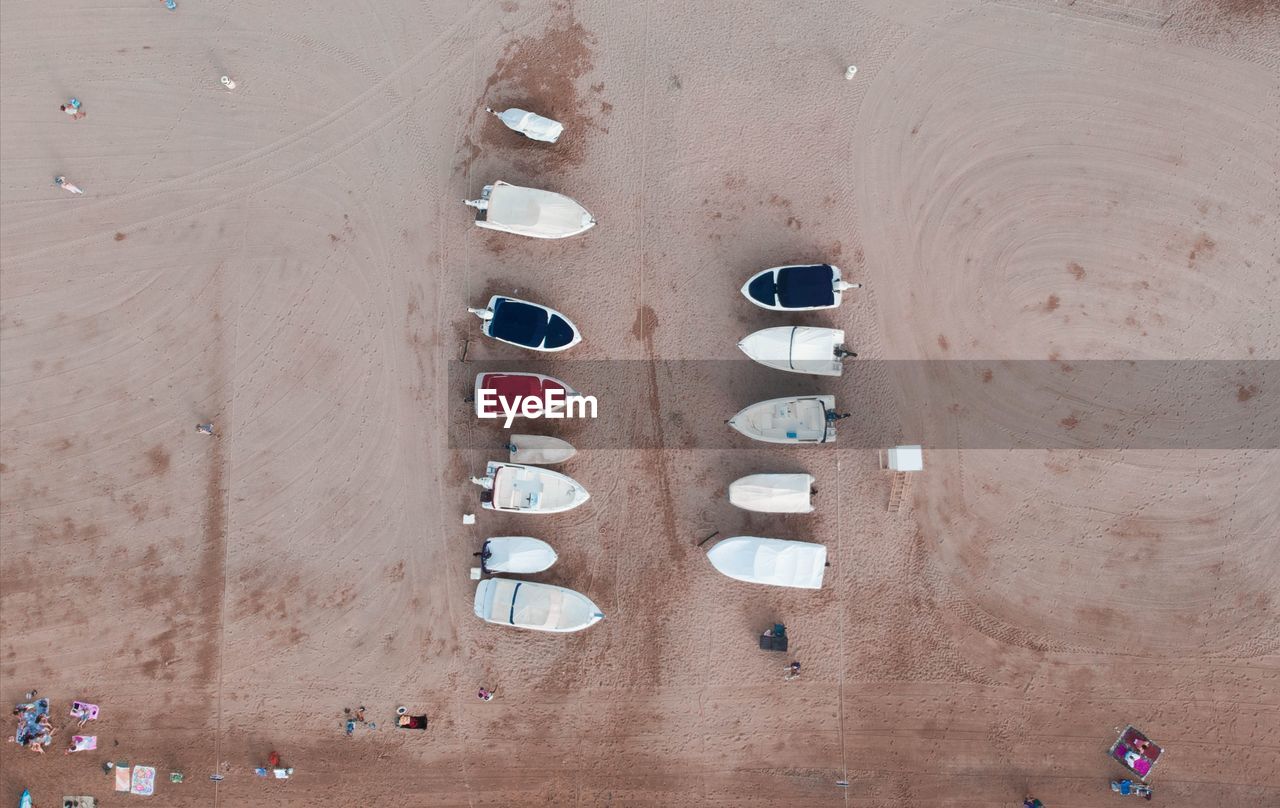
left=784, top=661, right=801, bottom=681
left=477, top=687, right=495, bottom=701
left=55, top=176, right=83, bottom=194
left=196, top=422, right=215, bottom=435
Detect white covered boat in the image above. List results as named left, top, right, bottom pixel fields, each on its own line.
left=729, top=473, right=815, bottom=513
left=473, top=578, right=604, bottom=632
left=469, top=295, right=582, bottom=352
left=738, top=326, right=854, bottom=376
left=487, top=106, right=564, bottom=143
left=471, top=461, right=589, bottom=514
left=506, top=434, right=576, bottom=465
left=741, top=263, right=859, bottom=311
left=707, top=536, right=827, bottom=589
left=727, top=395, right=844, bottom=444
left=479, top=536, right=558, bottom=574
left=464, top=181, right=595, bottom=239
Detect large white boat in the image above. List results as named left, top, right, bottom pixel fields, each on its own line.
left=473, top=578, right=604, bottom=632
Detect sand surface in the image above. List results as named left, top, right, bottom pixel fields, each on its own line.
left=2, top=0, right=1279, bottom=805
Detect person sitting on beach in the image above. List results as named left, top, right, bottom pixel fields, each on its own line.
left=1132, top=737, right=1151, bottom=755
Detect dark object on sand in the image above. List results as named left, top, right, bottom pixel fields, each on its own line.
left=759, top=623, right=788, bottom=652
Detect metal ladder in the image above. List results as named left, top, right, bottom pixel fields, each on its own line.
left=887, top=471, right=911, bottom=512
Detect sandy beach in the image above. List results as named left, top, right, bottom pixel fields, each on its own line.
left=2, top=0, right=1278, bottom=805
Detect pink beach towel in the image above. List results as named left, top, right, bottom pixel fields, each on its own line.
left=115, top=766, right=132, bottom=792
left=69, top=735, right=97, bottom=752
left=71, top=701, right=99, bottom=721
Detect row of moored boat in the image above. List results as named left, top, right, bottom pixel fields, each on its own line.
left=462, top=110, right=862, bottom=632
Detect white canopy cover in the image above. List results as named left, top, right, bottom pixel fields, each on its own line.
left=493, top=108, right=564, bottom=143
left=738, top=327, right=846, bottom=376
left=707, top=536, right=827, bottom=589
left=473, top=578, right=604, bottom=632
left=482, top=537, right=558, bottom=573
left=728, top=474, right=815, bottom=513
left=472, top=181, right=595, bottom=239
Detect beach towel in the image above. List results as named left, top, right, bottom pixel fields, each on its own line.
left=131, top=765, right=157, bottom=795
left=71, top=701, right=100, bottom=722
left=14, top=699, right=50, bottom=745
left=115, top=766, right=132, bottom=792
left=69, top=735, right=97, bottom=752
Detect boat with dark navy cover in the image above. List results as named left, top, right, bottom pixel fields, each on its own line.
left=740, top=263, right=859, bottom=311
left=469, top=295, right=581, bottom=352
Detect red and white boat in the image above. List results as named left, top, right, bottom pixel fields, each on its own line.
left=473, top=372, right=579, bottom=419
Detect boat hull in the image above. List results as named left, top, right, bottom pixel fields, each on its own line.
left=707, top=536, right=827, bottom=589
left=470, top=181, right=595, bottom=239
left=740, top=263, right=848, bottom=311
left=474, top=373, right=578, bottom=419
left=508, top=434, right=577, bottom=465
left=480, top=295, right=582, bottom=352
left=478, top=461, right=590, bottom=513
left=481, top=537, right=558, bottom=573
left=474, top=578, right=604, bottom=632
left=738, top=326, right=844, bottom=376
left=729, top=473, right=815, bottom=513
left=727, top=396, right=838, bottom=444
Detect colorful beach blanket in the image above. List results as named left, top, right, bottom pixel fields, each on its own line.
left=13, top=699, right=50, bottom=745
left=131, top=765, right=157, bottom=795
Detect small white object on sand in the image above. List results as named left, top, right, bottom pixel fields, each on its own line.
left=845, top=65, right=858, bottom=80
left=221, top=76, right=236, bottom=90
left=462, top=513, right=476, bottom=525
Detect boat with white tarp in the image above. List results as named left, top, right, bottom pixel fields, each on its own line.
left=473, top=578, right=604, bottom=632
left=479, top=537, right=558, bottom=574
left=729, top=474, right=815, bottom=513
left=486, top=106, right=564, bottom=143
left=706, top=536, right=827, bottom=589
left=464, top=181, right=595, bottom=239
left=506, top=434, right=576, bottom=465
left=738, top=326, right=853, bottom=376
